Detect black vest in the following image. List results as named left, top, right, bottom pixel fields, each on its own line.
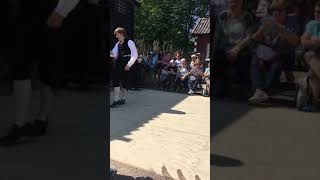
left=117, top=38, right=131, bottom=61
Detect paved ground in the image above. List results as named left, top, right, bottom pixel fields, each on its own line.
left=0, top=82, right=108, bottom=180
left=110, top=89, right=210, bottom=180
left=212, top=97, right=320, bottom=180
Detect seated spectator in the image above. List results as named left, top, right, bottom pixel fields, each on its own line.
left=143, top=53, right=151, bottom=77
left=256, top=0, right=272, bottom=20
left=171, top=50, right=182, bottom=68
left=182, top=62, right=204, bottom=94
left=297, top=0, right=320, bottom=111
left=158, top=51, right=171, bottom=68
left=175, top=58, right=190, bottom=92
left=149, top=50, right=159, bottom=81
left=160, top=61, right=177, bottom=90
left=248, top=0, right=300, bottom=104
left=213, top=0, right=257, bottom=96
left=190, top=54, right=197, bottom=68
left=203, top=62, right=210, bottom=97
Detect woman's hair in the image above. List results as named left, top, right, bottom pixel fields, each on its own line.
left=269, top=0, right=289, bottom=13
left=174, top=50, right=182, bottom=58
left=114, top=27, right=127, bottom=37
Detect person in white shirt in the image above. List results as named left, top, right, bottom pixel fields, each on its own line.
left=0, top=0, right=80, bottom=146
left=110, top=27, right=138, bottom=108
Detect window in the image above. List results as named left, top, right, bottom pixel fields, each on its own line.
left=116, top=0, right=132, bottom=15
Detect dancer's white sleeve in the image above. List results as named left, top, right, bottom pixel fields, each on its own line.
left=111, top=42, right=119, bottom=59
left=127, top=40, right=138, bottom=67
left=55, top=0, right=80, bottom=18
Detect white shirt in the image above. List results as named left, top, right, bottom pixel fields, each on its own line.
left=111, top=40, right=138, bottom=68
left=55, top=0, right=81, bottom=18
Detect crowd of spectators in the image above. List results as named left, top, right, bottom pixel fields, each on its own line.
left=212, top=0, right=320, bottom=112
left=131, top=50, right=210, bottom=97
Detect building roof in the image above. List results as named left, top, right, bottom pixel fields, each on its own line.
left=192, top=18, right=210, bottom=35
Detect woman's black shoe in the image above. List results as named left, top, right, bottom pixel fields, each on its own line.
left=0, top=123, right=34, bottom=146
left=119, top=99, right=126, bottom=105
left=110, top=101, right=120, bottom=108
left=31, top=119, right=48, bottom=136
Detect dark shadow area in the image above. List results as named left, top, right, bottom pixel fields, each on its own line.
left=211, top=154, right=244, bottom=167
left=212, top=99, right=253, bottom=136
left=166, top=109, right=186, bottom=115
left=114, top=175, right=154, bottom=180
left=110, top=89, right=189, bottom=142
left=0, top=84, right=108, bottom=180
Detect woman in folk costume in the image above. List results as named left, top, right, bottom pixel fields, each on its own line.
left=110, top=27, right=138, bottom=108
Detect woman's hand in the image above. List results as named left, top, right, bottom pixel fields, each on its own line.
left=276, top=23, right=286, bottom=36
left=124, top=65, right=130, bottom=71
left=311, top=36, right=320, bottom=44
left=47, top=12, right=64, bottom=29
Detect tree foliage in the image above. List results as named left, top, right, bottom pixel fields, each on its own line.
left=134, top=0, right=208, bottom=55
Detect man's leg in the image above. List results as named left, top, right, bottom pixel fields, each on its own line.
left=111, top=65, right=121, bottom=108
left=14, top=79, right=32, bottom=127
left=264, top=61, right=283, bottom=92
left=0, top=49, right=34, bottom=144
left=119, top=70, right=129, bottom=105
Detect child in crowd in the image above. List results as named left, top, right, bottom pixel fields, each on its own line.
left=160, top=61, right=177, bottom=90
left=182, top=62, right=204, bottom=94
left=175, top=58, right=190, bottom=92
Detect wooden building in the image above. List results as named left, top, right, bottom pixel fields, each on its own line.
left=110, top=0, right=140, bottom=46
left=192, top=18, right=210, bottom=62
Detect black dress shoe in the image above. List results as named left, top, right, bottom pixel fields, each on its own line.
left=0, top=123, right=34, bottom=146
left=110, top=101, right=120, bottom=108
left=119, top=99, right=126, bottom=105
left=31, top=119, right=48, bottom=137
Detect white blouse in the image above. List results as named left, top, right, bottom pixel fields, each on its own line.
left=111, top=40, right=138, bottom=68
left=54, top=0, right=80, bottom=18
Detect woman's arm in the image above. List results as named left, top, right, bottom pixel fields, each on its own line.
left=54, top=0, right=80, bottom=18
left=277, top=24, right=300, bottom=46
left=301, top=31, right=320, bottom=49
left=127, top=40, right=139, bottom=68
left=111, top=42, right=119, bottom=59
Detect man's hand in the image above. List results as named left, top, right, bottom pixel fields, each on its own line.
left=47, top=12, right=64, bottom=29
left=110, top=51, right=115, bottom=58
left=124, top=65, right=130, bottom=71
left=227, top=46, right=240, bottom=63
left=311, top=36, right=320, bottom=43
left=276, top=23, right=286, bottom=36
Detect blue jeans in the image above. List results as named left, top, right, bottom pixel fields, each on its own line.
left=188, top=77, right=201, bottom=91
left=251, top=56, right=283, bottom=91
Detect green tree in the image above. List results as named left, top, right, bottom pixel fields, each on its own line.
left=134, top=0, right=208, bottom=55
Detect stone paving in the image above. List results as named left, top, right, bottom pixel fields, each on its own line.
left=111, top=89, right=210, bottom=180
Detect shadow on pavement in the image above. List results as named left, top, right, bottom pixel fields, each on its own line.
left=0, top=84, right=108, bottom=180
left=211, top=154, right=244, bottom=167
left=114, top=175, right=154, bottom=180
left=212, top=98, right=253, bottom=136
left=110, top=89, right=188, bottom=142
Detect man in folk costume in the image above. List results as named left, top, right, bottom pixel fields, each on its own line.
left=110, top=27, right=138, bottom=108
left=0, top=0, right=80, bottom=145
